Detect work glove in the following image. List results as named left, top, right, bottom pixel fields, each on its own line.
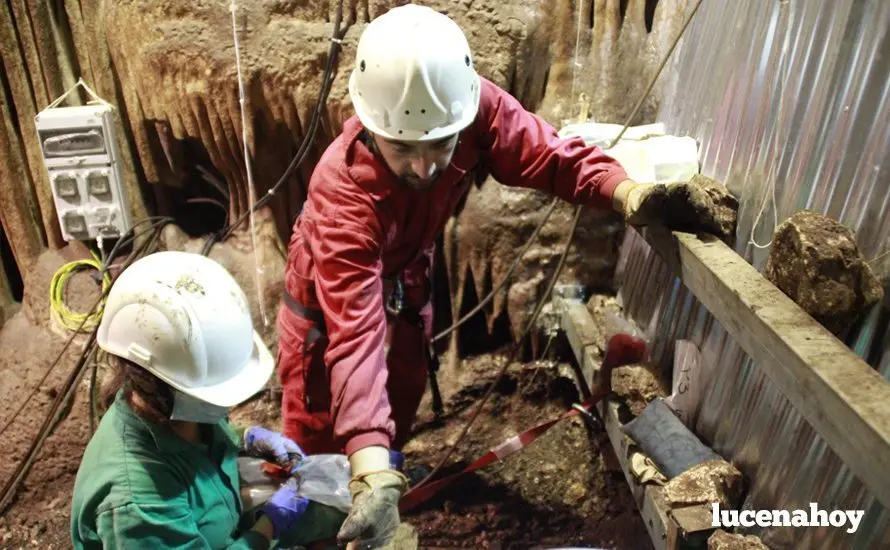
left=337, top=446, right=409, bottom=549
left=262, top=477, right=311, bottom=539
left=612, top=177, right=738, bottom=244
left=244, top=426, right=304, bottom=473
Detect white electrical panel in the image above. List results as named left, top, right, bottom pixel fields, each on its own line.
left=35, top=103, right=132, bottom=241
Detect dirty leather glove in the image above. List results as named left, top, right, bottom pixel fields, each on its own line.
left=244, top=426, right=304, bottom=472
left=338, top=446, right=409, bottom=548
left=262, top=477, right=311, bottom=539
left=612, top=178, right=738, bottom=243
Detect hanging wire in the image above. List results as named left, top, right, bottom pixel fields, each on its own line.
left=230, top=0, right=269, bottom=327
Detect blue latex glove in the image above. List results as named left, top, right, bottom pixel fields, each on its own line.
left=388, top=450, right=430, bottom=487
left=244, top=426, right=304, bottom=472
left=263, top=478, right=310, bottom=538
left=388, top=450, right=404, bottom=472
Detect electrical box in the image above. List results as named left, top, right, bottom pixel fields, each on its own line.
left=35, top=103, right=132, bottom=241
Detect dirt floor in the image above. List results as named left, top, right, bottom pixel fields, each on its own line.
left=0, top=261, right=649, bottom=549
left=401, top=351, right=651, bottom=549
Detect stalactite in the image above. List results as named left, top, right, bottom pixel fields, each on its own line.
left=0, top=59, right=45, bottom=273
left=0, top=0, right=687, bottom=352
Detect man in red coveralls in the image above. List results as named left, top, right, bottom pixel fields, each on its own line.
left=278, top=4, right=729, bottom=547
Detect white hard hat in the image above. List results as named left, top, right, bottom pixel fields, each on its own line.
left=348, top=4, right=481, bottom=142
left=97, top=251, right=273, bottom=408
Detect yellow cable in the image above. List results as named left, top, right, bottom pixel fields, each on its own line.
left=50, top=252, right=111, bottom=332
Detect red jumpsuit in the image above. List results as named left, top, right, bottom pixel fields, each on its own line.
left=278, top=77, right=628, bottom=456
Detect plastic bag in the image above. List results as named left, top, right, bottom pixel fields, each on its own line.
left=237, top=454, right=353, bottom=513
left=294, top=454, right=353, bottom=513
left=664, top=340, right=707, bottom=428
left=601, top=311, right=649, bottom=386
left=238, top=457, right=279, bottom=511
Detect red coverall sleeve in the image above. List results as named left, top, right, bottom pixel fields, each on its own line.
left=477, top=79, right=629, bottom=210
left=306, top=209, right=395, bottom=455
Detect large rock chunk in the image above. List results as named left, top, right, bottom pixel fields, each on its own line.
left=695, top=174, right=740, bottom=244
left=611, top=362, right=666, bottom=416
left=764, top=210, right=884, bottom=335
left=708, top=529, right=771, bottom=550
left=664, top=459, right=744, bottom=509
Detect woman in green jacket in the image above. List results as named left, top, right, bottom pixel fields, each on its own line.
left=71, top=251, right=309, bottom=549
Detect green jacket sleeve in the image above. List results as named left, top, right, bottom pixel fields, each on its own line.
left=228, top=421, right=248, bottom=448
left=95, top=501, right=269, bottom=550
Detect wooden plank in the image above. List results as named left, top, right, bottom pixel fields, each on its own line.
left=562, top=306, right=719, bottom=550
left=561, top=302, right=602, bottom=398
left=667, top=504, right=718, bottom=548
left=599, top=398, right=671, bottom=550
left=638, top=226, right=890, bottom=509
left=562, top=302, right=670, bottom=549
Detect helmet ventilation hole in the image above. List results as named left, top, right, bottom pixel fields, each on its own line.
left=360, top=60, right=366, bottom=71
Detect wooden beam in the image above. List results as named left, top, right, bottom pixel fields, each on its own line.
left=667, top=504, right=719, bottom=548
left=560, top=299, right=670, bottom=548
left=562, top=304, right=722, bottom=550
left=561, top=301, right=601, bottom=399
left=599, top=398, right=671, bottom=550
left=637, top=226, right=890, bottom=509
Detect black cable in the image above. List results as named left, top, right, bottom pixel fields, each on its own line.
left=88, top=349, right=100, bottom=435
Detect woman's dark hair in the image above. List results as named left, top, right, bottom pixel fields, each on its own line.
left=100, top=354, right=175, bottom=424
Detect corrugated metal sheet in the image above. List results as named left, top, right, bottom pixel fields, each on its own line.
left=614, top=0, right=890, bottom=547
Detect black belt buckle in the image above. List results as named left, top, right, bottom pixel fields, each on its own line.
left=385, top=278, right=405, bottom=318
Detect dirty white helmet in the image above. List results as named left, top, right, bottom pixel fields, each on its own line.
left=348, top=4, right=481, bottom=141
left=97, top=251, right=273, bottom=408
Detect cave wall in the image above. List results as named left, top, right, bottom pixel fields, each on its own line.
left=0, top=0, right=690, bottom=343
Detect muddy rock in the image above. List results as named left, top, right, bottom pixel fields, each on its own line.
left=874, top=249, right=890, bottom=309
left=611, top=362, right=666, bottom=416
left=584, top=295, right=624, bottom=347
left=764, top=210, right=884, bottom=335
left=695, top=174, right=740, bottom=243
left=631, top=175, right=739, bottom=244
left=664, top=459, right=744, bottom=509
left=708, top=529, right=771, bottom=550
